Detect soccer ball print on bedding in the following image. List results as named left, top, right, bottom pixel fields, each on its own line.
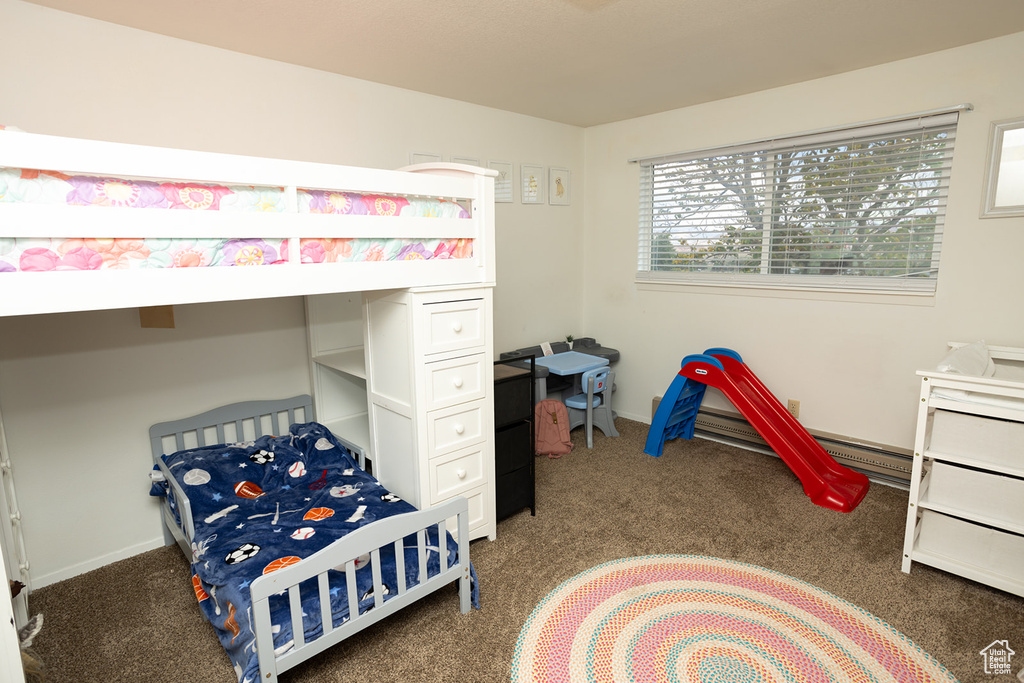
left=248, top=449, right=275, bottom=465
left=224, top=543, right=261, bottom=566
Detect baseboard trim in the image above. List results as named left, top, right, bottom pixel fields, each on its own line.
left=692, top=406, right=912, bottom=484
left=650, top=396, right=912, bottom=485
left=31, top=537, right=166, bottom=589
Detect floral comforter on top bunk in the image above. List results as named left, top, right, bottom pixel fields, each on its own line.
left=150, top=421, right=478, bottom=683
left=0, top=168, right=472, bottom=272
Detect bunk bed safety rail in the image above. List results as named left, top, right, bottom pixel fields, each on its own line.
left=0, top=130, right=484, bottom=202
left=0, top=130, right=497, bottom=315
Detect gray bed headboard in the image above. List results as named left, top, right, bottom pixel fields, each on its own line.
left=149, top=394, right=315, bottom=462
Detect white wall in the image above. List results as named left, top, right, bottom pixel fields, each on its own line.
left=584, top=32, right=1024, bottom=448
left=0, top=0, right=584, bottom=585
left=0, top=301, right=310, bottom=584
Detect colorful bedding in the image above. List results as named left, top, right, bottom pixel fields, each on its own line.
left=150, top=421, right=478, bottom=683
left=299, top=189, right=469, bottom=219
left=0, top=167, right=472, bottom=272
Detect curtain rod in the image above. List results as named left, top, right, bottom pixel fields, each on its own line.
left=627, top=103, right=974, bottom=164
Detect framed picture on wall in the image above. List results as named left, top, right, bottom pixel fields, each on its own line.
left=451, top=155, right=480, bottom=167
left=981, top=116, right=1024, bottom=218
left=409, top=151, right=442, bottom=165
left=549, top=167, right=570, bottom=205
left=521, top=164, right=545, bottom=204
left=488, top=161, right=514, bottom=203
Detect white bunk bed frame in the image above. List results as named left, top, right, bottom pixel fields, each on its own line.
left=150, top=394, right=472, bottom=682
left=0, top=129, right=497, bottom=682
left=0, top=128, right=496, bottom=316
left=902, top=342, right=1024, bottom=596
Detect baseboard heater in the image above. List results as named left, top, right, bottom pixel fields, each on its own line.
left=653, top=398, right=912, bottom=485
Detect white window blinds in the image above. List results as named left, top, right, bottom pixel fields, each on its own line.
left=636, top=110, right=963, bottom=293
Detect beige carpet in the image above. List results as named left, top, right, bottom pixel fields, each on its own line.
left=28, top=419, right=1024, bottom=682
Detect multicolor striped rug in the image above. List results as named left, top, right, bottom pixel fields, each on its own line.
left=511, top=555, right=955, bottom=682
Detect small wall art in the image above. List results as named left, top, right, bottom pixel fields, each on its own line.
left=488, top=161, right=514, bottom=203
left=549, top=167, right=570, bottom=205
left=521, top=164, right=545, bottom=204
left=409, top=151, right=442, bottom=165
left=450, top=155, right=480, bottom=167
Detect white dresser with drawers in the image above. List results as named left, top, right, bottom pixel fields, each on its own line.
left=307, top=285, right=496, bottom=541
left=901, top=345, right=1024, bottom=597
left=365, top=285, right=495, bottom=541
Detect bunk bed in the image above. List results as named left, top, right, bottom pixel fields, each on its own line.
left=150, top=395, right=475, bottom=683
left=0, top=127, right=498, bottom=682
left=0, top=127, right=496, bottom=316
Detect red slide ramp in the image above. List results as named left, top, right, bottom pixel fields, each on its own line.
left=685, top=348, right=869, bottom=513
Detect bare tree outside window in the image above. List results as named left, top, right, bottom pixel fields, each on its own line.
left=637, top=112, right=960, bottom=293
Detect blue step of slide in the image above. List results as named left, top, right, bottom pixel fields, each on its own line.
left=644, top=377, right=707, bottom=457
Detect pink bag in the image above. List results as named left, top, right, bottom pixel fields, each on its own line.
left=534, top=399, right=573, bottom=458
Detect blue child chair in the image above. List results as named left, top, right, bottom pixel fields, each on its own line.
left=564, top=367, right=619, bottom=448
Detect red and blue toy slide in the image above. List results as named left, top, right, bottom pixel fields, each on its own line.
left=645, top=348, right=869, bottom=513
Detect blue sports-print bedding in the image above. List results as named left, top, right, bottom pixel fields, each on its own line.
left=149, top=421, right=478, bottom=683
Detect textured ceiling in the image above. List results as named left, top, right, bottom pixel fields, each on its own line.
left=21, top=0, right=1024, bottom=127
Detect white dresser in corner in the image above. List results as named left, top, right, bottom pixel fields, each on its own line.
left=901, top=344, right=1024, bottom=597
left=308, top=285, right=496, bottom=542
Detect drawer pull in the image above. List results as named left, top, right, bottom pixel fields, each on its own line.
left=456, top=468, right=467, bottom=480
left=452, top=377, right=464, bottom=389
left=454, top=423, right=465, bottom=435
left=452, top=321, right=463, bottom=333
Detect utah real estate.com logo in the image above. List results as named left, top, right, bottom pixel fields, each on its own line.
left=980, top=640, right=1014, bottom=676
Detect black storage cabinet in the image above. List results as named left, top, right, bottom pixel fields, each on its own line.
left=493, top=355, right=536, bottom=520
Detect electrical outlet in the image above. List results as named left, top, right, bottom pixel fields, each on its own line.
left=787, top=399, right=800, bottom=418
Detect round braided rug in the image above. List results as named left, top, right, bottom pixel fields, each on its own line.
left=511, top=555, right=955, bottom=683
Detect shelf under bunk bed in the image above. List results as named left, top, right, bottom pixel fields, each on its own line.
left=149, top=394, right=476, bottom=683
left=0, top=128, right=496, bottom=317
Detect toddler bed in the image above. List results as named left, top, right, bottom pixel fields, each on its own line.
left=902, top=341, right=1024, bottom=596
left=149, top=394, right=476, bottom=683
left=0, top=127, right=496, bottom=317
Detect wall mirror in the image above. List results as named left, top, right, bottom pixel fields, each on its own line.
left=982, top=116, right=1024, bottom=218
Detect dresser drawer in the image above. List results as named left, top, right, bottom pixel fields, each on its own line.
left=495, top=373, right=532, bottom=428
left=496, top=466, right=533, bottom=521
left=929, top=409, right=1024, bottom=469
left=419, top=298, right=486, bottom=356
left=923, top=461, right=1024, bottom=527
left=425, top=353, right=486, bottom=410
left=916, top=509, right=1024, bottom=583
left=429, top=445, right=486, bottom=502
left=444, top=485, right=490, bottom=541
left=496, top=421, right=532, bottom=475
left=428, top=400, right=486, bottom=456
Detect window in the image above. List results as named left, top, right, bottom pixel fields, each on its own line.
left=636, top=110, right=963, bottom=293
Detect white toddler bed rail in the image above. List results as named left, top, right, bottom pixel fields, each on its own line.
left=251, top=497, right=470, bottom=680
left=0, top=128, right=496, bottom=317
left=902, top=342, right=1024, bottom=597
left=150, top=395, right=472, bottom=682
